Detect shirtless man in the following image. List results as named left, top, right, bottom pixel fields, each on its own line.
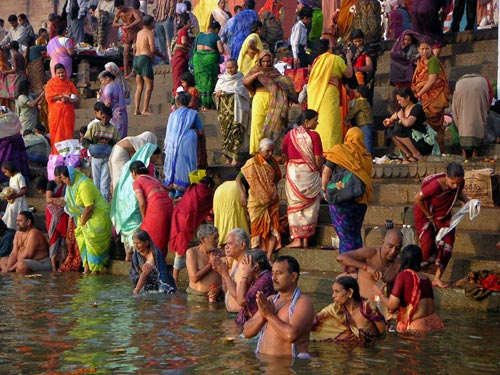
left=112, top=0, right=143, bottom=77
left=3, top=211, right=50, bottom=274
left=212, top=228, right=249, bottom=312
left=336, top=229, right=403, bottom=301
left=243, top=255, right=315, bottom=358
left=185, top=225, right=222, bottom=300
left=132, top=14, right=163, bottom=116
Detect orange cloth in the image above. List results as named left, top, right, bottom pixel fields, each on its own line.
left=45, top=76, right=78, bottom=154
left=336, top=0, right=356, bottom=40
left=324, top=127, right=372, bottom=203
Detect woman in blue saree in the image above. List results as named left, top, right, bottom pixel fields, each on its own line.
left=163, top=92, right=204, bottom=199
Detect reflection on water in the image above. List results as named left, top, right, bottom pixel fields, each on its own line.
left=1, top=273, right=499, bottom=374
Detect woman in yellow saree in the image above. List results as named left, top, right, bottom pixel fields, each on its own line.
left=56, top=166, right=112, bottom=274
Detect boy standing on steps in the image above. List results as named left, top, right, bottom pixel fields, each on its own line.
left=82, top=106, right=120, bottom=201
left=344, top=85, right=374, bottom=154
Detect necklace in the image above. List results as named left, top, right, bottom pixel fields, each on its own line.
left=19, top=228, right=32, bottom=250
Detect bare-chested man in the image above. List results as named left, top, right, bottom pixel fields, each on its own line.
left=112, top=0, right=143, bottom=77
left=132, top=14, right=163, bottom=116
left=212, top=228, right=249, bottom=312
left=336, top=229, right=403, bottom=301
left=243, top=255, right=315, bottom=359
left=3, top=211, right=50, bottom=274
left=186, top=225, right=222, bottom=300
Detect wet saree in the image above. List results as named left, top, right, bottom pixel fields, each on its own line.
left=193, top=49, right=220, bottom=109
left=241, top=154, right=282, bottom=250
left=214, top=71, right=250, bottom=159
left=46, top=184, right=69, bottom=262
left=130, top=244, right=177, bottom=293
left=45, top=76, right=78, bottom=154
left=284, top=127, right=321, bottom=239
left=65, top=167, right=111, bottom=272
left=47, top=36, right=74, bottom=78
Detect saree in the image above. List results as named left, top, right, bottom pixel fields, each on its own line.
left=169, top=182, right=214, bottom=257
left=396, top=269, right=444, bottom=333
left=65, top=167, right=111, bottom=272
left=133, top=174, right=173, bottom=257
left=228, top=9, right=259, bottom=60
left=258, top=0, right=283, bottom=20
left=214, top=71, right=250, bottom=159
left=389, top=30, right=425, bottom=86
left=101, top=82, right=128, bottom=138
left=284, top=127, right=321, bottom=239
left=47, top=36, right=74, bottom=77
left=193, top=49, right=220, bottom=109
left=45, top=76, right=78, bottom=154
left=130, top=244, right=177, bottom=293
left=325, top=127, right=372, bottom=253
left=193, top=0, right=218, bottom=32
left=336, top=0, right=356, bottom=41
left=311, top=300, right=385, bottom=344
left=307, top=52, right=347, bottom=150
left=411, top=55, right=449, bottom=146
left=26, top=58, right=47, bottom=94
left=241, top=154, right=282, bottom=250
left=111, top=143, right=158, bottom=252
left=213, top=180, right=249, bottom=247
left=211, top=7, right=231, bottom=29
left=414, top=173, right=461, bottom=272
left=246, top=51, right=296, bottom=155
left=171, top=28, right=191, bottom=91
left=237, top=33, right=263, bottom=76
left=46, top=183, right=69, bottom=261
left=163, top=106, right=199, bottom=191
left=0, top=112, right=30, bottom=184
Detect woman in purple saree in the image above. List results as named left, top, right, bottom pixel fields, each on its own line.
left=47, top=25, right=75, bottom=78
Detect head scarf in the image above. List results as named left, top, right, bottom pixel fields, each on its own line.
left=258, top=0, right=283, bottom=19
left=324, top=127, right=372, bottom=201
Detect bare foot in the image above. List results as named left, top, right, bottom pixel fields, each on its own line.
left=432, top=279, right=448, bottom=288
left=286, top=239, right=302, bottom=248
left=134, top=109, right=141, bottom=116
left=141, top=111, right=153, bottom=116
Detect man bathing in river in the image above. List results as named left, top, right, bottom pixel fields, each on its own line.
left=3, top=211, right=50, bottom=273
left=243, top=255, right=315, bottom=358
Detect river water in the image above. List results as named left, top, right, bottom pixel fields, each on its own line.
left=0, top=273, right=499, bottom=374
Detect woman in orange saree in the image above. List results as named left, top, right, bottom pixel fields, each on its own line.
left=411, top=40, right=449, bottom=153
left=45, top=63, right=79, bottom=154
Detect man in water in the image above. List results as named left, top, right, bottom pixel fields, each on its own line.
left=336, top=229, right=403, bottom=301
left=243, top=255, right=315, bottom=358
left=212, top=228, right=249, bottom=312
left=3, top=211, right=50, bottom=273
left=132, top=14, right=163, bottom=116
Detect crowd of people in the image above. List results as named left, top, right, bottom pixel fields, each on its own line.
left=0, top=0, right=498, bottom=360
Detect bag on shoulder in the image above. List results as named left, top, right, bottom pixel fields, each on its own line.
left=326, top=167, right=366, bottom=204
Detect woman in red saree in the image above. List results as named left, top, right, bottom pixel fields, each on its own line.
left=130, top=161, right=173, bottom=258
left=411, top=40, right=449, bottom=153
left=45, top=63, right=78, bottom=154
left=171, top=13, right=192, bottom=93
left=237, top=138, right=282, bottom=260
left=282, top=109, right=323, bottom=248
left=414, top=163, right=469, bottom=288
left=374, top=244, right=444, bottom=333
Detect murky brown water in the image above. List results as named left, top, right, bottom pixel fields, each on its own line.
left=0, top=273, right=499, bottom=374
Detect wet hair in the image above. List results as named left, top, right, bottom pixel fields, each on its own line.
left=178, top=13, right=190, bottom=28
left=180, top=71, right=195, bottom=86
left=396, top=86, right=418, bottom=104
left=94, top=101, right=106, bottom=112
left=298, top=5, right=314, bottom=19
left=197, top=224, right=219, bottom=242
left=98, top=70, right=115, bottom=80
left=101, top=106, right=113, bottom=117
left=176, top=92, right=191, bottom=107
left=23, top=129, right=33, bottom=137
left=400, top=244, right=423, bottom=271
left=7, top=15, right=18, bottom=23
left=54, top=165, right=69, bottom=178
left=250, top=20, right=262, bottom=33
left=334, top=276, right=362, bottom=302
left=245, top=0, right=256, bottom=10
left=19, top=211, right=35, bottom=225
left=0, top=219, right=8, bottom=236
left=274, top=255, right=300, bottom=277
left=228, top=228, right=250, bottom=247
left=35, top=176, right=49, bottom=191
left=209, top=21, right=221, bottom=32
left=297, top=109, right=318, bottom=125
left=133, top=230, right=152, bottom=246
left=54, top=63, right=66, bottom=72
left=1, top=161, right=18, bottom=174
left=56, top=24, right=67, bottom=36
left=18, top=14, right=28, bottom=22
left=184, top=1, right=192, bottom=12
left=258, top=138, right=274, bottom=151
left=10, top=41, right=19, bottom=51
left=234, top=5, right=243, bottom=13
left=143, top=15, right=154, bottom=27
left=129, top=160, right=149, bottom=175
left=18, top=80, right=31, bottom=95
left=356, top=85, right=369, bottom=99
left=446, top=163, right=465, bottom=178
left=247, top=249, right=272, bottom=272
left=351, top=29, right=365, bottom=40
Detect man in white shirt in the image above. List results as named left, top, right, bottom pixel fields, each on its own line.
left=290, top=5, right=313, bottom=68
left=0, top=15, right=28, bottom=49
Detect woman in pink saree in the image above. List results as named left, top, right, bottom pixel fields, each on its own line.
left=47, top=25, right=75, bottom=78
